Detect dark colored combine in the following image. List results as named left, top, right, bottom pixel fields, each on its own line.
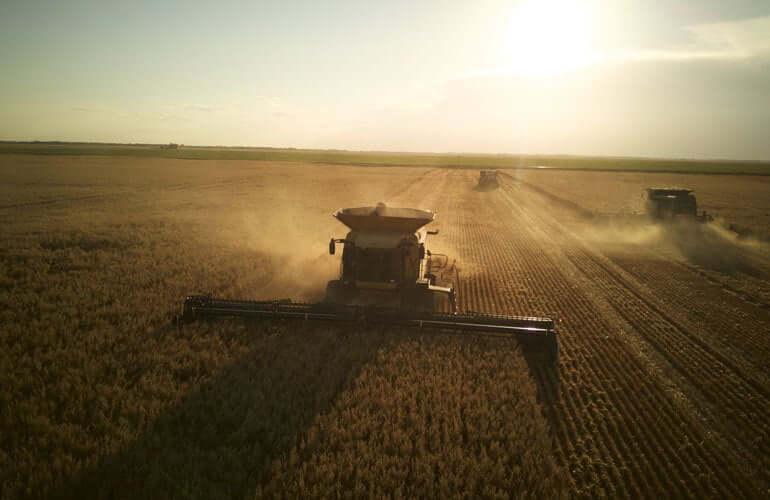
left=477, top=170, right=499, bottom=190
left=180, top=203, right=558, bottom=361
left=645, top=187, right=712, bottom=222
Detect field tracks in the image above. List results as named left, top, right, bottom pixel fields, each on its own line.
left=498, top=176, right=769, bottom=491
left=0, top=192, right=123, bottom=210
left=509, top=171, right=770, bottom=373
left=0, top=174, right=268, bottom=211
left=505, top=171, right=770, bottom=306
left=405, top=171, right=745, bottom=496
left=494, top=183, right=743, bottom=496
left=5, top=160, right=768, bottom=498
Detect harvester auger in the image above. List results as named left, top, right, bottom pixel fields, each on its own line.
left=179, top=203, right=558, bottom=361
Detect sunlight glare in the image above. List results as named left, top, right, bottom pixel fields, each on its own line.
left=505, top=0, right=595, bottom=76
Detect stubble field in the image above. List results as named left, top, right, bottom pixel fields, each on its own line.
left=1, top=154, right=769, bottom=498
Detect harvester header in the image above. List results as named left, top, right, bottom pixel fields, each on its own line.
left=180, top=202, right=558, bottom=361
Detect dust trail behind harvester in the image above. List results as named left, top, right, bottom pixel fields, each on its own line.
left=229, top=170, right=426, bottom=303
left=708, top=218, right=766, bottom=253
left=580, top=216, right=769, bottom=277
left=662, top=221, right=769, bottom=276
left=580, top=218, right=664, bottom=246
left=237, top=207, right=338, bottom=302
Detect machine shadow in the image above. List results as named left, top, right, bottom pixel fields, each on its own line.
left=56, top=321, right=387, bottom=500
left=524, top=351, right=562, bottom=439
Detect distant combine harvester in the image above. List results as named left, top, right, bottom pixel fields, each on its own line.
left=160, top=143, right=181, bottom=150
left=477, top=170, right=499, bottom=190
left=644, top=187, right=712, bottom=223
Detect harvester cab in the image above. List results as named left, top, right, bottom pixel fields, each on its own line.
left=326, top=203, right=455, bottom=312
left=644, top=187, right=712, bottom=223
left=478, top=170, right=499, bottom=189
left=179, top=202, right=558, bottom=361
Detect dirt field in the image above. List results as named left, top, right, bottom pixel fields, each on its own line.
left=2, top=155, right=769, bottom=498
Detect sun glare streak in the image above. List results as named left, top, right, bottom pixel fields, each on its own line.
left=504, top=0, right=596, bottom=76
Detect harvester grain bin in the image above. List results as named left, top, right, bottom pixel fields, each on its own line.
left=644, top=188, right=712, bottom=223
left=180, top=203, right=557, bottom=360
left=478, top=170, right=499, bottom=189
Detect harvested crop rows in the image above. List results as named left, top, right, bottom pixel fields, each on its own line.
left=517, top=168, right=770, bottom=243
left=509, top=173, right=770, bottom=479
left=3, top=157, right=769, bottom=498
left=515, top=183, right=766, bottom=485
left=598, top=246, right=770, bottom=372
left=385, top=169, right=768, bottom=497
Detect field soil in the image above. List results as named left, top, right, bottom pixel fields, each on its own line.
left=2, top=155, right=769, bottom=498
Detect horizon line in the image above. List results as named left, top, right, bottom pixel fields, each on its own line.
left=1, top=139, right=768, bottom=165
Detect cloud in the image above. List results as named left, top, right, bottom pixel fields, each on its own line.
left=255, top=96, right=280, bottom=108
left=70, top=106, right=96, bottom=112
left=610, top=48, right=747, bottom=62
left=158, top=113, right=189, bottom=122
left=449, top=15, right=770, bottom=84
left=617, top=15, right=770, bottom=62
left=688, top=15, right=770, bottom=55
left=184, top=104, right=220, bottom=113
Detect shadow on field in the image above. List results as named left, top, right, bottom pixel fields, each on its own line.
left=526, top=358, right=561, bottom=404
left=56, top=321, right=387, bottom=500
left=525, top=354, right=562, bottom=441
left=473, top=184, right=499, bottom=192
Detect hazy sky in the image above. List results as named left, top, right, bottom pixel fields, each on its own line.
left=1, top=0, right=769, bottom=159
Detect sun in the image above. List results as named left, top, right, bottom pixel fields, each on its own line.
left=505, top=0, right=595, bottom=76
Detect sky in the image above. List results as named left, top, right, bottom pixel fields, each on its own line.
left=1, top=0, right=769, bottom=160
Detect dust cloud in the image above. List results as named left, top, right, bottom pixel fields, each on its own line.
left=581, top=217, right=767, bottom=277
left=195, top=167, right=448, bottom=303
left=236, top=207, right=339, bottom=302
left=708, top=218, right=765, bottom=252
left=580, top=218, right=664, bottom=246
left=663, top=220, right=766, bottom=276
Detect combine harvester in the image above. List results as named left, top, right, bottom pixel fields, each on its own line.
left=593, top=187, right=713, bottom=227
left=477, top=170, right=499, bottom=190
left=644, top=187, right=712, bottom=223
left=180, top=203, right=557, bottom=360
